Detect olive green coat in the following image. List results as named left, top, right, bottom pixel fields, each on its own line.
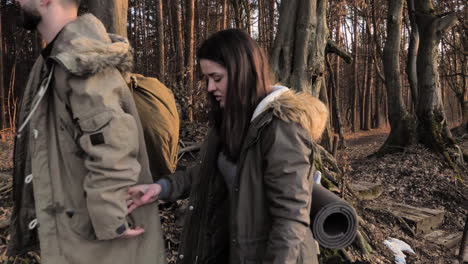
left=9, top=14, right=166, bottom=264
left=167, top=87, right=328, bottom=264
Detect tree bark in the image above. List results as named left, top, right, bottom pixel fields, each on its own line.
left=155, top=0, right=165, bottom=80
left=378, top=0, right=416, bottom=155
left=171, top=0, right=184, bottom=86
left=184, top=0, right=195, bottom=122
left=0, top=9, right=4, bottom=131
left=406, top=0, right=419, bottom=106
left=308, top=0, right=328, bottom=97
left=290, top=0, right=315, bottom=93
left=327, top=55, right=346, bottom=149
left=267, top=0, right=275, bottom=52
left=88, top=0, right=129, bottom=37
left=270, top=0, right=299, bottom=85
left=221, top=0, right=228, bottom=29
left=244, top=1, right=251, bottom=35
left=230, top=0, right=242, bottom=28
left=363, top=35, right=373, bottom=131
left=351, top=8, right=359, bottom=132
left=272, top=0, right=332, bottom=150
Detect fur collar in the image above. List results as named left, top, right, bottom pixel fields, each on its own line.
left=253, top=86, right=329, bottom=141
left=51, top=14, right=133, bottom=76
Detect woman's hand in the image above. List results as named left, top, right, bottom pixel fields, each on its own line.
left=127, top=184, right=161, bottom=213
left=119, top=227, right=145, bottom=239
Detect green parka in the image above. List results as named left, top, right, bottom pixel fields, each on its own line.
left=8, top=14, right=166, bottom=264
left=166, top=87, right=329, bottom=264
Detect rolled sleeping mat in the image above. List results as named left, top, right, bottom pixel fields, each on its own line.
left=310, top=183, right=358, bottom=249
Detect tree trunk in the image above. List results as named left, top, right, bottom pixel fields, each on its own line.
left=0, top=9, right=4, bottom=131
left=363, top=39, right=373, bottom=131
left=332, top=13, right=346, bottom=148
left=171, top=0, right=184, bottom=86
left=308, top=0, right=328, bottom=97
left=414, top=0, right=459, bottom=156
left=327, top=56, right=346, bottom=149
left=271, top=0, right=331, bottom=149
left=406, top=0, right=419, bottom=107
left=290, top=0, right=315, bottom=93
left=267, top=0, right=275, bottom=52
left=221, top=0, right=228, bottom=29
left=184, top=0, right=195, bottom=122
left=378, top=0, right=416, bottom=155
left=245, top=1, right=251, bottom=35
left=231, top=0, right=242, bottom=28
left=258, top=0, right=265, bottom=48
left=88, top=0, right=129, bottom=37
left=155, top=0, right=165, bottom=80
left=351, top=9, right=359, bottom=132
left=270, top=0, right=299, bottom=85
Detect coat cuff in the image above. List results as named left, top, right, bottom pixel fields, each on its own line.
left=156, top=178, right=172, bottom=200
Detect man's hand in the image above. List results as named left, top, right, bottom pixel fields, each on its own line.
left=127, top=184, right=161, bottom=213
left=119, top=226, right=145, bottom=239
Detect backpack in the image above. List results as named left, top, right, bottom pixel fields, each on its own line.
left=127, top=73, right=180, bottom=181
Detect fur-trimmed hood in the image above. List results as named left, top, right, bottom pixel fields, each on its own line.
left=50, top=14, right=133, bottom=76
left=253, top=86, right=329, bottom=141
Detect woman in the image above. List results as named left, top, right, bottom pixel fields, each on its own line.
left=128, top=29, right=328, bottom=264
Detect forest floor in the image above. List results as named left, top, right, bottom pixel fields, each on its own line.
left=0, top=124, right=466, bottom=264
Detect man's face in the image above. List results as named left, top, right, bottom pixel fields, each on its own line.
left=15, top=0, right=42, bottom=30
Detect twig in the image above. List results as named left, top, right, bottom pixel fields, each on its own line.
left=178, top=143, right=201, bottom=154
left=0, top=182, right=12, bottom=194
left=395, top=215, right=416, bottom=238
left=178, top=140, right=197, bottom=161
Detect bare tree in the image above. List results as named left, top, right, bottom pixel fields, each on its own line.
left=378, top=0, right=416, bottom=155
left=414, top=0, right=460, bottom=161
left=0, top=8, right=5, bottom=131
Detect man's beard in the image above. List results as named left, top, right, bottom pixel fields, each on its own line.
left=19, top=8, right=41, bottom=30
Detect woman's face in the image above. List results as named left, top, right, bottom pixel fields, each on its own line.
left=200, top=59, right=228, bottom=108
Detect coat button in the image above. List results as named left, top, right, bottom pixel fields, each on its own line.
left=25, top=174, right=33, bottom=184
left=28, top=219, right=38, bottom=230
left=33, top=129, right=39, bottom=139
left=188, top=206, right=194, bottom=211
left=179, top=254, right=184, bottom=259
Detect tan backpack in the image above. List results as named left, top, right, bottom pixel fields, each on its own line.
left=128, top=74, right=180, bottom=181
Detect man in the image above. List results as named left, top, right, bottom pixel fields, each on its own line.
left=8, top=0, right=166, bottom=263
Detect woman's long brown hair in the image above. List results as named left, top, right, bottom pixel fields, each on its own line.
left=197, top=29, right=272, bottom=162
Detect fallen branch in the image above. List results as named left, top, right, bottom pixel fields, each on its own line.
left=178, top=143, right=202, bottom=155
left=0, top=183, right=12, bottom=195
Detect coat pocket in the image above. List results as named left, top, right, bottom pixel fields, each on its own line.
left=78, top=110, right=113, bottom=133
left=69, top=210, right=97, bottom=241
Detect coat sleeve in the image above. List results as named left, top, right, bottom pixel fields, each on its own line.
left=261, top=119, right=314, bottom=264
left=67, top=69, right=140, bottom=240
left=166, top=163, right=200, bottom=201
